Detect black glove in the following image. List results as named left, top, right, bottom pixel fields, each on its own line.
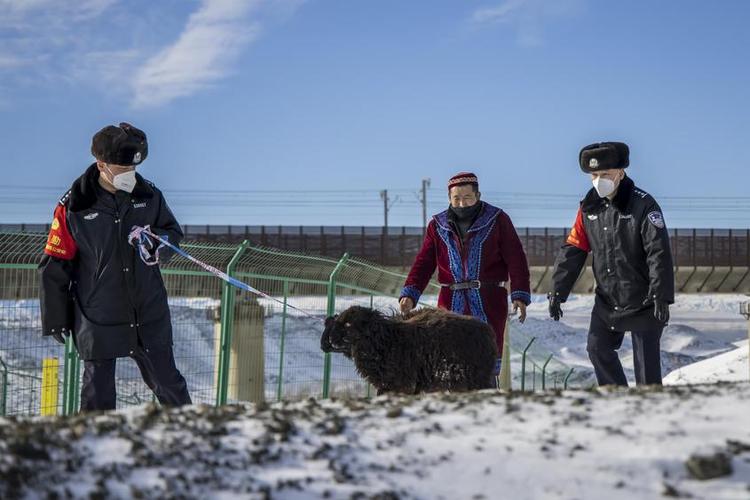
left=548, top=292, right=564, bottom=321
left=654, top=300, right=670, bottom=324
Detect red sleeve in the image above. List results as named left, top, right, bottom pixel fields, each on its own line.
left=401, top=221, right=438, bottom=302
left=566, top=207, right=591, bottom=252
left=498, top=212, right=531, bottom=298
left=44, top=204, right=78, bottom=260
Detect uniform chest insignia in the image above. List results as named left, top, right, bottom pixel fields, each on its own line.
left=133, top=202, right=147, bottom=209
left=587, top=214, right=598, bottom=221
left=84, top=212, right=99, bottom=220
left=619, top=214, right=633, bottom=220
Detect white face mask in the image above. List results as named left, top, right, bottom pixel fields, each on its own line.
left=105, top=166, right=137, bottom=193
left=592, top=176, right=617, bottom=198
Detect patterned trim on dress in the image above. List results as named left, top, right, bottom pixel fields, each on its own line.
left=435, top=222, right=466, bottom=314
left=431, top=202, right=503, bottom=319
left=466, top=217, right=497, bottom=323
left=510, top=290, right=532, bottom=306
left=400, top=285, right=422, bottom=305
left=468, top=203, right=501, bottom=233
left=433, top=209, right=451, bottom=232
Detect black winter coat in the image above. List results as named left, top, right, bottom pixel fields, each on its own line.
left=39, top=164, right=183, bottom=360
left=551, top=176, right=675, bottom=331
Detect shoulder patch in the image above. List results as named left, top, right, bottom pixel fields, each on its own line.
left=58, top=189, right=72, bottom=206
left=647, top=211, right=665, bottom=229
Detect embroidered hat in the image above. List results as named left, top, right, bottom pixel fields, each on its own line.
left=448, top=172, right=479, bottom=191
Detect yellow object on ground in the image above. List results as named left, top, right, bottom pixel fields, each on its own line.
left=41, top=357, right=59, bottom=416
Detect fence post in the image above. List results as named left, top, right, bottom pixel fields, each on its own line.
left=276, top=280, right=289, bottom=401
left=216, top=240, right=250, bottom=407
left=72, top=351, right=81, bottom=412
left=62, top=335, right=80, bottom=415
left=366, top=294, right=375, bottom=398
left=563, top=367, right=575, bottom=389
left=541, top=354, right=553, bottom=390
left=520, top=337, right=536, bottom=392
left=498, top=318, right=512, bottom=390
left=0, top=356, right=7, bottom=416
left=323, top=252, right=350, bottom=398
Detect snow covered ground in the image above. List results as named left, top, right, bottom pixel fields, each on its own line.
left=2, top=383, right=749, bottom=499
left=665, top=340, right=749, bottom=385
left=519, top=293, right=749, bottom=386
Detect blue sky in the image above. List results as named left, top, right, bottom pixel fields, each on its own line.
left=1, top=0, right=749, bottom=227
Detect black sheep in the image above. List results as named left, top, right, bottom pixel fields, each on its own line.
left=320, top=306, right=497, bottom=395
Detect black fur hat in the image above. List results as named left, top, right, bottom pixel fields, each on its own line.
left=579, top=142, right=629, bottom=173
left=91, top=122, right=148, bottom=166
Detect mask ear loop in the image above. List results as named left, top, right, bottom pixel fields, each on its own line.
left=99, top=163, right=113, bottom=185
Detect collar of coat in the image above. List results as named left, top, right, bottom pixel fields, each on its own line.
left=63, top=163, right=155, bottom=212
left=581, top=175, right=635, bottom=214
left=434, top=201, right=502, bottom=233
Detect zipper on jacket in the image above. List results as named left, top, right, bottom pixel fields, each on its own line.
left=113, top=199, right=140, bottom=350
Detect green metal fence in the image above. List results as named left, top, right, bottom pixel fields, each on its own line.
left=0, top=231, right=576, bottom=417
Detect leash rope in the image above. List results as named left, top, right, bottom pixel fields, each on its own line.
left=129, top=226, right=324, bottom=322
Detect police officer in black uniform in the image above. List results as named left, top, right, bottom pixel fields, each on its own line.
left=39, top=122, right=191, bottom=410
left=549, top=142, right=674, bottom=386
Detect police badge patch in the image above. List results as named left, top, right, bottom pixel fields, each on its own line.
left=648, top=211, right=665, bottom=229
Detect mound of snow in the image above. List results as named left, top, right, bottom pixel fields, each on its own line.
left=2, top=384, right=749, bottom=499
left=661, top=323, right=737, bottom=356
left=664, top=341, right=749, bottom=385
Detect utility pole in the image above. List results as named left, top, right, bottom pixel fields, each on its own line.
left=380, top=189, right=400, bottom=230
left=380, top=190, right=389, bottom=230
left=420, top=178, right=431, bottom=235
left=380, top=189, right=399, bottom=265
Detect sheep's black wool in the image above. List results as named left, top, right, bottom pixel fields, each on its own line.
left=321, top=306, right=497, bottom=395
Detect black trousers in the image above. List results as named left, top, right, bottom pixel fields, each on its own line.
left=586, top=315, right=664, bottom=387
left=80, top=344, right=191, bottom=411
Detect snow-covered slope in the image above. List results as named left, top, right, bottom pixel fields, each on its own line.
left=518, top=294, right=749, bottom=386
left=665, top=340, right=749, bottom=385
left=2, top=383, right=749, bottom=499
